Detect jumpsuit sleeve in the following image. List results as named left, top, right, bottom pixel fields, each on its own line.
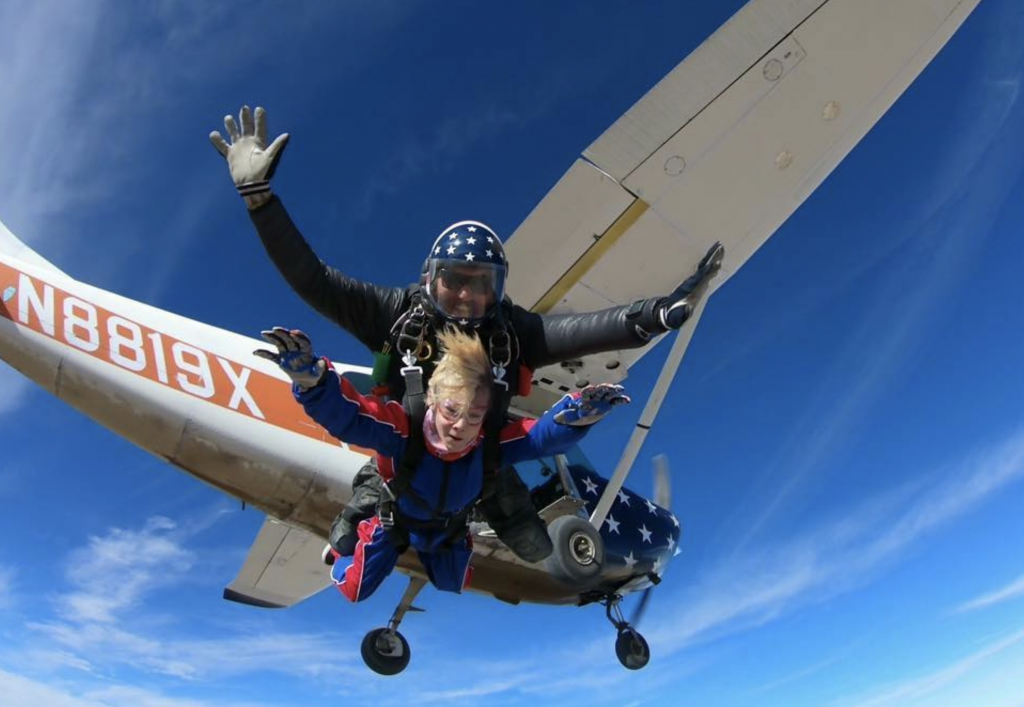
left=295, top=369, right=409, bottom=457
left=248, top=196, right=408, bottom=352
left=510, top=302, right=665, bottom=371
left=498, top=394, right=591, bottom=465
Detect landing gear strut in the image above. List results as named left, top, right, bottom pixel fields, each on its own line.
left=602, top=594, right=650, bottom=670
left=361, top=576, right=426, bottom=676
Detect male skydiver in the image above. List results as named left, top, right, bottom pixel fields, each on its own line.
left=211, top=106, right=723, bottom=562
left=255, top=326, right=629, bottom=601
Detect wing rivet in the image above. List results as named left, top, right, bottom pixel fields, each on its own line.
left=663, top=155, right=686, bottom=176
left=822, top=101, right=841, bottom=120
left=774, top=150, right=794, bottom=170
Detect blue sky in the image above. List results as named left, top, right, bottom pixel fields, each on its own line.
left=1, top=1, right=1023, bottom=705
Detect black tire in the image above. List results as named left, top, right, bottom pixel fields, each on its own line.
left=543, top=515, right=604, bottom=585
left=615, top=628, right=650, bottom=670
left=361, top=628, right=411, bottom=676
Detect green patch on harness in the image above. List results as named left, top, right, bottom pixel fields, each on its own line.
left=372, top=351, right=392, bottom=385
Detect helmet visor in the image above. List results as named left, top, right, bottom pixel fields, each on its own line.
left=426, top=259, right=506, bottom=322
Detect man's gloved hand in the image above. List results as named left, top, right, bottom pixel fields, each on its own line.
left=659, top=241, right=725, bottom=330
left=253, top=327, right=327, bottom=391
left=210, top=105, right=289, bottom=209
left=554, top=383, right=631, bottom=427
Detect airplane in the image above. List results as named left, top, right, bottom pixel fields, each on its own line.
left=0, top=0, right=980, bottom=677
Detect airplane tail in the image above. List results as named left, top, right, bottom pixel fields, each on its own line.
left=0, top=215, right=66, bottom=275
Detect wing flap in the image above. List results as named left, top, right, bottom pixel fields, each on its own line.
left=223, top=516, right=332, bottom=609
left=504, top=159, right=635, bottom=313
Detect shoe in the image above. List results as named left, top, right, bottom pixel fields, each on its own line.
left=321, top=543, right=337, bottom=567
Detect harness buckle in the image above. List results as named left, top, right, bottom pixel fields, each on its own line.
left=378, top=483, right=398, bottom=530
left=400, top=363, right=424, bottom=378
left=492, top=364, right=510, bottom=391
left=489, top=328, right=512, bottom=370
left=395, top=304, right=430, bottom=363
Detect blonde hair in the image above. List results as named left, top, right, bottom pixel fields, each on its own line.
left=429, top=328, right=492, bottom=409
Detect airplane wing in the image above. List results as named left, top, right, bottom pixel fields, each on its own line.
left=223, top=516, right=332, bottom=608
left=507, top=0, right=980, bottom=417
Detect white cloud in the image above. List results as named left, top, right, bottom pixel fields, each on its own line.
left=842, top=624, right=1024, bottom=707
left=0, top=667, right=292, bottom=707
left=7, top=512, right=366, bottom=688
left=55, top=517, right=195, bottom=624
left=649, top=424, right=1024, bottom=654
left=953, top=572, right=1024, bottom=614
left=0, top=668, right=103, bottom=707
left=80, top=684, right=288, bottom=707
left=744, top=655, right=841, bottom=696
left=27, top=619, right=360, bottom=683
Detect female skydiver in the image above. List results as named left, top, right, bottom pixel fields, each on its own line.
left=256, top=326, right=629, bottom=601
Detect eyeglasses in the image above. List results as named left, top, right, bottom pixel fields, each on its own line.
left=437, top=268, right=494, bottom=295
left=436, top=399, right=487, bottom=426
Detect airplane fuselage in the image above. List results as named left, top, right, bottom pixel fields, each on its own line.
left=0, top=254, right=676, bottom=606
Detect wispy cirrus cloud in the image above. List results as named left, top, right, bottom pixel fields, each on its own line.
left=838, top=624, right=1024, bottom=707
left=0, top=1, right=423, bottom=284
left=0, top=510, right=386, bottom=706
left=353, top=65, right=598, bottom=220
left=54, top=516, right=195, bottom=624
left=952, top=572, right=1024, bottom=614
left=0, top=668, right=103, bottom=707
left=649, top=423, right=1024, bottom=654
left=0, top=666, right=295, bottom=707
left=14, top=512, right=362, bottom=684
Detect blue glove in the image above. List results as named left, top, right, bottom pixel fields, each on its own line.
left=554, top=384, right=631, bottom=427
left=659, top=241, right=724, bottom=329
left=210, top=105, right=289, bottom=206
left=254, top=327, right=327, bottom=391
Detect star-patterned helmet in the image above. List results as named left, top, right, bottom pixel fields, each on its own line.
left=424, top=220, right=508, bottom=326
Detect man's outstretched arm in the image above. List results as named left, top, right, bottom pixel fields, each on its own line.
left=211, top=105, right=406, bottom=352
left=513, top=241, right=724, bottom=369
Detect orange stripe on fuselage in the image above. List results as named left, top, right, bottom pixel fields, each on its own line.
left=0, top=263, right=373, bottom=457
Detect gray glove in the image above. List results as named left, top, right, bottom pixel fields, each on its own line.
left=659, top=241, right=725, bottom=329
left=254, top=327, right=327, bottom=391
left=554, top=383, right=631, bottom=427
left=210, top=105, right=289, bottom=205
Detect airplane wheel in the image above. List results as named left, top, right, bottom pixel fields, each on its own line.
left=544, top=515, right=604, bottom=585
left=615, top=627, right=650, bottom=670
left=361, top=627, right=411, bottom=676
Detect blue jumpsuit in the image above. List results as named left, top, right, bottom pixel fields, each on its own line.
left=296, top=369, right=589, bottom=602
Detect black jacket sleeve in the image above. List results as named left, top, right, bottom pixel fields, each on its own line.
left=248, top=196, right=408, bottom=352
left=510, top=298, right=666, bottom=371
